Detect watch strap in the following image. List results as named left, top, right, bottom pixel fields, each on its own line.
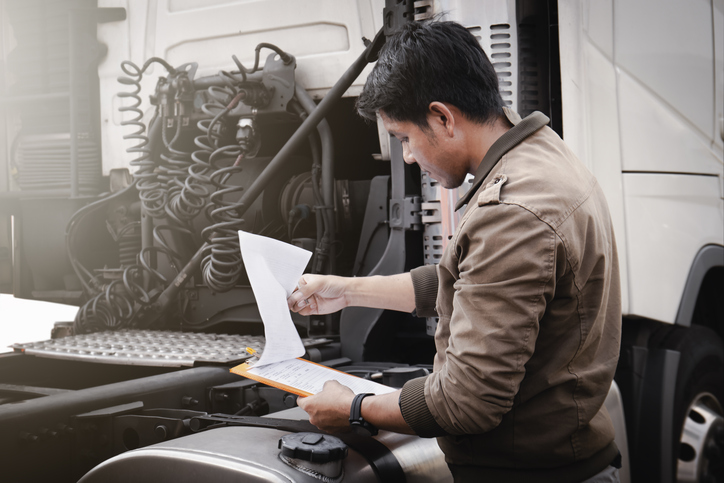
left=349, top=392, right=378, bottom=436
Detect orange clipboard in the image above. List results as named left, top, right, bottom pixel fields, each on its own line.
left=230, top=357, right=379, bottom=397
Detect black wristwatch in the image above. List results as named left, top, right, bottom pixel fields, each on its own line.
left=349, top=393, right=378, bottom=436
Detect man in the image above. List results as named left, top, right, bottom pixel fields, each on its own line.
left=288, top=20, right=621, bottom=482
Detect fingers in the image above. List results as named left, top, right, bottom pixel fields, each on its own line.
left=297, top=382, right=355, bottom=433
left=296, top=274, right=315, bottom=296
left=288, top=275, right=319, bottom=313
left=296, top=394, right=310, bottom=411
left=288, top=291, right=316, bottom=314
left=294, top=301, right=317, bottom=316
left=322, top=380, right=344, bottom=391
left=287, top=274, right=349, bottom=315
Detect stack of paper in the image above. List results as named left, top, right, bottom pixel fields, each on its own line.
left=232, top=231, right=394, bottom=397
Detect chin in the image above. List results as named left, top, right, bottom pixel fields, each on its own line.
left=439, top=177, right=465, bottom=190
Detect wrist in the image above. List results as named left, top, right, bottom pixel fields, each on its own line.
left=349, top=393, right=378, bottom=436
left=341, top=275, right=364, bottom=308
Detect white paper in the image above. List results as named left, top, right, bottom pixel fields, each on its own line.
left=238, top=230, right=312, bottom=366
left=247, top=358, right=396, bottom=395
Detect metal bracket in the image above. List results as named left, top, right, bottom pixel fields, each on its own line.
left=383, top=0, right=415, bottom=36
left=420, top=201, right=441, bottom=224
left=389, top=196, right=422, bottom=231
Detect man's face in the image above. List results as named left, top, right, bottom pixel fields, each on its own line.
left=380, top=111, right=469, bottom=189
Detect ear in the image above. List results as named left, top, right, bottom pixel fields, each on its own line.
left=427, top=102, right=456, bottom=137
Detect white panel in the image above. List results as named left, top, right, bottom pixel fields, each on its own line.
left=557, top=1, right=588, bottom=167
left=164, top=23, right=351, bottom=68
left=152, top=0, right=375, bottom=91
left=617, top=70, right=722, bottom=175
left=715, top=0, right=724, bottom=149
left=582, top=0, right=613, bottom=60
left=168, top=0, right=254, bottom=12
left=98, top=0, right=149, bottom=175
left=614, top=0, right=714, bottom=138
left=558, top=0, right=630, bottom=314
left=623, top=173, right=724, bottom=323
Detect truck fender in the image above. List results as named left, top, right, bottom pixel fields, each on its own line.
left=675, top=244, right=724, bottom=327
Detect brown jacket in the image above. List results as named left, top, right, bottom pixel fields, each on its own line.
left=399, top=110, right=621, bottom=482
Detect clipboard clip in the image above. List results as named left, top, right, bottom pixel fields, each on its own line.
left=245, top=347, right=260, bottom=365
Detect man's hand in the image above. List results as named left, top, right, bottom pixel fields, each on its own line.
left=288, top=272, right=416, bottom=315
left=298, top=382, right=415, bottom=435
left=297, top=380, right=355, bottom=433
left=288, top=274, right=349, bottom=315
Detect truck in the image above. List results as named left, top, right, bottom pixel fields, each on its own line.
left=0, top=0, right=722, bottom=482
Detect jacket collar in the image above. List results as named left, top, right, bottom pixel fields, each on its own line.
left=454, top=109, right=550, bottom=211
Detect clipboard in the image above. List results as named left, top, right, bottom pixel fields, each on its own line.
left=231, top=357, right=395, bottom=397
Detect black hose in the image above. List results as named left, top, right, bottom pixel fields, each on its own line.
left=118, top=60, right=174, bottom=218
left=293, top=84, right=336, bottom=273
left=192, top=71, right=263, bottom=90
left=65, top=182, right=140, bottom=295
left=288, top=99, right=326, bottom=270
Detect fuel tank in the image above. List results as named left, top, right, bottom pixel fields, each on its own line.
left=78, top=407, right=453, bottom=482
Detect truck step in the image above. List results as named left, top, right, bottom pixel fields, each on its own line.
left=11, top=330, right=330, bottom=367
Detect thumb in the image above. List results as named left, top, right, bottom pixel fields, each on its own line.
left=296, top=274, right=318, bottom=297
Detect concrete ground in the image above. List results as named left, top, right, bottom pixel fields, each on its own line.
left=0, top=294, right=78, bottom=353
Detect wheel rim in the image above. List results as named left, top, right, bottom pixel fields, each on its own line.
left=677, top=392, right=724, bottom=483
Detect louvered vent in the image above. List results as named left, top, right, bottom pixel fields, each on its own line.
left=489, top=23, right=514, bottom=107
left=15, top=134, right=102, bottom=192
left=517, top=22, right=541, bottom=117
left=413, top=0, right=434, bottom=21
left=467, top=25, right=483, bottom=41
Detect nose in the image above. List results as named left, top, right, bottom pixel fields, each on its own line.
left=402, top=143, right=416, bottom=165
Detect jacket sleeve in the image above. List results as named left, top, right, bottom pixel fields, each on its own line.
left=410, top=264, right=439, bottom=318
left=406, top=201, right=558, bottom=436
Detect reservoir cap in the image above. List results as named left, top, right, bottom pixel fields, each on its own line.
left=278, top=432, right=348, bottom=463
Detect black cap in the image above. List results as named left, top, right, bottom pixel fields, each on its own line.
left=278, top=432, right=348, bottom=463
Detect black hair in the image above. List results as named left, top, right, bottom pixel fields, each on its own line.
left=356, top=21, right=504, bottom=129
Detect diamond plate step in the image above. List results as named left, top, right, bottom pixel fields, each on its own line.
left=11, top=330, right=330, bottom=367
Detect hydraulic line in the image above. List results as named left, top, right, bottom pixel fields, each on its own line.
left=196, top=87, right=249, bottom=293
left=293, top=85, right=336, bottom=273
left=73, top=228, right=188, bottom=334
left=288, top=99, right=326, bottom=267
left=117, top=58, right=176, bottom=218
left=66, top=182, right=141, bottom=296
left=200, top=143, right=246, bottom=293
left=117, top=221, right=142, bottom=267
left=160, top=119, right=194, bottom=225
left=308, top=129, right=325, bottom=247
left=167, top=84, right=239, bottom=225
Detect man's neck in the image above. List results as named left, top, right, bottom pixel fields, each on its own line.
left=467, top=115, right=512, bottom=174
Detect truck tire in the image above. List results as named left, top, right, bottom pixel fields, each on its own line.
left=661, top=325, right=724, bottom=483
